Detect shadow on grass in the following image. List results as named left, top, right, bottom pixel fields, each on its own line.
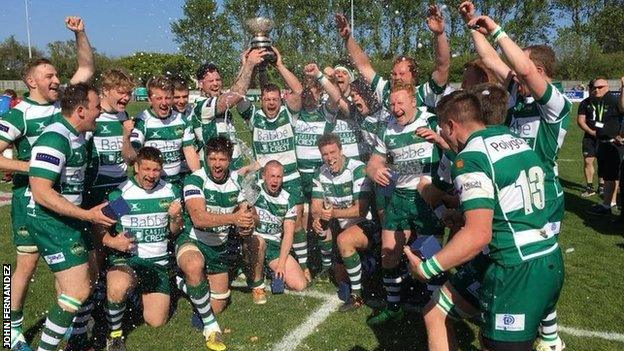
left=561, top=178, right=624, bottom=237
left=24, top=317, right=45, bottom=345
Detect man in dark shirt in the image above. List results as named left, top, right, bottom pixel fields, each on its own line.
left=587, top=78, right=624, bottom=215
left=577, top=78, right=607, bottom=197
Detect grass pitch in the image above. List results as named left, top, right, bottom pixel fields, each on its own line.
left=1, top=103, right=623, bottom=350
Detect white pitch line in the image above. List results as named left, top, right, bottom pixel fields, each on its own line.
left=557, top=158, right=576, bottom=162
left=272, top=290, right=342, bottom=351
left=559, top=326, right=624, bottom=343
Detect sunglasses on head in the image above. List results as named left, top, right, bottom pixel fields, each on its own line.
left=591, top=85, right=607, bottom=90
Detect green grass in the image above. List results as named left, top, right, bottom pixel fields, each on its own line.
left=2, top=102, right=624, bottom=350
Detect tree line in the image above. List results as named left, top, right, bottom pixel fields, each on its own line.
left=1, top=0, right=623, bottom=87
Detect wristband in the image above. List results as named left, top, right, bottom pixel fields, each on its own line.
left=494, top=31, right=508, bottom=43
left=314, top=71, right=323, bottom=80
left=418, top=255, right=444, bottom=280
left=488, top=26, right=502, bottom=40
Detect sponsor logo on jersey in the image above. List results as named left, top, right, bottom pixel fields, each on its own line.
left=207, top=193, right=216, bottom=203
left=35, top=121, right=47, bottom=132
left=175, top=126, right=184, bottom=137
left=495, top=314, right=525, bottom=331
left=256, top=128, right=290, bottom=142
left=0, top=124, right=9, bottom=133
left=17, top=226, right=28, bottom=237
left=72, top=151, right=84, bottom=163
left=70, top=242, right=86, bottom=256
left=159, top=199, right=171, bottom=209
left=455, top=159, right=464, bottom=169
left=130, top=214, right=168, bottom=228
left=129, top=202, right=141, bottom=212
left=35, top=153, right=60, bottom=165
left=99, top=125, right=111, bottom=134
left=44, top=252, right=66, bottom=265
left=462, top=180, right=482, bottom=191
left=489, top=137, right=526, bottom=153
left=150, top=130, right=162, bottom=138
left=131, top=132, right=139, bottom=138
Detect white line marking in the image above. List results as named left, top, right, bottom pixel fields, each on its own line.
left=557, top=158, right=576, bottom=162
left=560, top=326, right=624, bottom=343
left=272, top=290, right=342, bottom=351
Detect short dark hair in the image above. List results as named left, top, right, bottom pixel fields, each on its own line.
left=196, top=62, right=220, bottom=81
left=317, top=133, right=342, bottom=150
left=171, top=77, right=189, bottom=92
left=393, top=55, right=418, bottom=83
left=467, top=83, right=509, bottom=126
left=436, top=90, right=484, bottom=126
left=524, top=44, right=556, bottom=78
left=21, top=58, right=52, bottom=83
left=3, top=89, right=17, bottom=99
left=136, top=146, right=164, bottom=165
left=261, top=83, right=281, bottom=97
left=204, top=136, right=233, bottom=160
left=146, top=75, right=173, bottom=96
left=60, top=83, right=99, bottom=116
left=350, top=78, right=381, bottom=112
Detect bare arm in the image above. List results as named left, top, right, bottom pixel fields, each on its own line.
left=332, top=199, right=368, bottom=219
left=273, top=47, right=302, bottom=112
left=65, top=17, right=94, bottom=84
left=168, top=200, right=184, bottom=235
left=0, top=140, right=28, bottom=173
left=469, top=15, right=547, bottom=99
left=182, top=145, right=200, bottom=172
left=218, top=48, right=267, bottom=115
left=335, top=14, right=376, bottom=84
left=278, top=219, right=296, bottom=267
left=121, top=129, right=137, bottom=165
left=459, top=2, right=511, bottom=82
left=427, top=5, right=450, bottom=86
left=186, top=197, right=236, bottom=228
left=577, top=114, right=596, bottom=136
left=303, top=63, right=350, bottom=115
left=29, top=177, right=115, bottom=226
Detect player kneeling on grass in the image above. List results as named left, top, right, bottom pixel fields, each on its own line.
left=246, top=160, right=308, bottom=303
left=310, top=133, right=376, bottom=312
left=176, top=136, right=254, bottom=351
left=100, top=146, right=183, bottom=351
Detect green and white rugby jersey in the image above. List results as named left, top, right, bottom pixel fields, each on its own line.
left=245, top=105, right=300, bottom=183
left=192, top=96, right=244, bottom=168
left=0, top=94, right=59, bottom=189
left=331, top=117, right=364, bottom=161
left=109, top=178, right=180, bottom=265
left=374, top=108, right=441, bottom=191
left=311, top=157, right=371, bottom=229
left=506, top=82, right=571, bottom=199
left=85, top=110, right=129, bottom=188
left=452, top=126, right=558, bottom=266
left=370, top=74, right=446, bottom=112
left=183, top=168, right=244, bottom=246
left=253, top=184, right=297, bottom=243
left=359, top=108, right=390, bottom=157
left=294, top=105, right=335, bottom=175
left=28, top=116, right=91, bottom=215
left=130, top=109, right=195, bottom=180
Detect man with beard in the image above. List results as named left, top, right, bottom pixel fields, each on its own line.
left=102, top=147, right=183, bottom=351
left=239, top=47, right=311, bottom=281
left=28, top=83, right=116, bottom=351
left=335, top=6, right=450, bottom=113
left=122, top=76, right=199, bottom=188
left=365, top=83, right=443, bottom=325
left=192, top=49, right=267, bottom=170
left=176, top=136, right=254, bottom=350
left=0, top=17, right=94, bottom=351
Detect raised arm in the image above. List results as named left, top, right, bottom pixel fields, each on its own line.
left=469, top=15, right=547, bottom=99
left=335, top=14, right=376, bottom=84
left=427, top=5, right=450, bottom=86
left=218, top=48, right=267, bottom=115
left=459, top=2, right=511, bottom=83
left=65, top=17, right=94, bottom=84
left=272, top=47, right=302, bottom=112
left=303, top=63, right=350, bottom=115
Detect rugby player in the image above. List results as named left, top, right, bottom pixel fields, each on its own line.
left=28, top=83, right=116, bottom=351
left=310, top=134, right=376, bottom=312
left=102, top=147, right=183, bottom=351
left=0, top=17, right=94, bottom=351
left=177, top=136, right=254, bottom=350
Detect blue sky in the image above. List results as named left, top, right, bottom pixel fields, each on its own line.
left=0, top=0, right=191, bottom=57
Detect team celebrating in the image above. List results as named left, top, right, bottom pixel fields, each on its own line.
left=3, top=2, right=623, bottom=351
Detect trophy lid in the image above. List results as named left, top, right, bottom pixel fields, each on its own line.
left=245, top=17, right=275, bottom=36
